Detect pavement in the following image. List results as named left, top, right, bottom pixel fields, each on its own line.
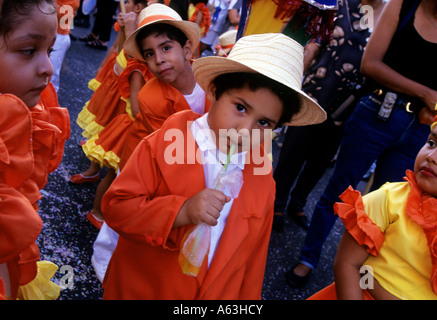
left=36, top=21, right=359, bottom=300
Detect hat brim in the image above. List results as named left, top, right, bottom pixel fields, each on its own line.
left=193, top=57, right=327, bottom=126
left=124, top=19, right=200, bottom=61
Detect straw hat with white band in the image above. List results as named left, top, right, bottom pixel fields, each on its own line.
left=215, top=29, right=237, bottom=57
left=193, top=33, right=327, bottom=126
left=124, top=3, right=200, bottom=61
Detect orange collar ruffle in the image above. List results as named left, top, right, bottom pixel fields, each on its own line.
left=404, top=170, right=437, bottom=294
left=0, top=85, right=70, bottom=206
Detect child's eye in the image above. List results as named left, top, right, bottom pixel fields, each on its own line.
left=428, top=139, right=436, bottom=148
left=235, top=103, right=246, bottom=112
left=144, top=51, right=153, bottom=59
left=258, top=119, right=271, bottom=128
left=162, top=45, right=171, bottom=52
left=48, top=47, right=55, bottom=56
left=21, top=48, right=36, bottom=56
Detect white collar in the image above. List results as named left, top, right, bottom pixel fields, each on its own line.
left=191, top=113, right=246, bottom=170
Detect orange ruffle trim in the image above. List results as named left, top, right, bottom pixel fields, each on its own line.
left=189, top=3, right=211, bottom=35
left=334, top=187, right=385, bottom=257
left=403, top=170, right=437, bottom=294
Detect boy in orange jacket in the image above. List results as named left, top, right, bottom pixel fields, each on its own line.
left=101, top=32, right=326, bottom=299
left=119, top=3, right=209, bottom=170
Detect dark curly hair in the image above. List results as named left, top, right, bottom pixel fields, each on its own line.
left=0, top=0, right=56, bottom=40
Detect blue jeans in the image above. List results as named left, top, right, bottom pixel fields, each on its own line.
left=299, top=93, right=430, bottom=269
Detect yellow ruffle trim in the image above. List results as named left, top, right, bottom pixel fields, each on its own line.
left=17, top=261, right=60, bottom=300
left=88, top=78, right=101, bottom=92
left=76, top=101, right=94, bottom=129
left=116, top=49, right=128, bottom=69
left=76, top=98, right=132, bottom=140
left=83, top=137, right=121, bottom=171
left=122, top=97, right=135, bottom=121
left=76, top=103, right=104, bottom=139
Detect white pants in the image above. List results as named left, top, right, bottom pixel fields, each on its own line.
left=50, top=33, right=71, bottom=92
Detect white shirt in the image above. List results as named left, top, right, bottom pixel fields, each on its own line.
left=184, top=82, right=206, bottom=115
left=190, top=113, right=245, bottom=267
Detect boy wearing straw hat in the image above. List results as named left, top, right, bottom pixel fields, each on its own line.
left=119, top=3, right=210, bottom=169
left=101, top=33, right=326, bottom=299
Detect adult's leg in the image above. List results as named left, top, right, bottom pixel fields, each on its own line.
left=286, top=121, right=344, bottom=215
left=370, top=116, right=430, bottom=190
left=91, top=0, right=117, bottom=43
left=273, top=125, right=313, bottom=213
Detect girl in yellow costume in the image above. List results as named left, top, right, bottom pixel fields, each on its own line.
left=0, top=0, right=70, bottom=299
left=310, top=115, right=437, bottom=300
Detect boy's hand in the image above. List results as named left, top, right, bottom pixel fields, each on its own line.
left=117, top=12, right=138, bottom=37
left=174, top=189, right=231, bottom=228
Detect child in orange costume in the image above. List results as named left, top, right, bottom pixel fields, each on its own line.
left=0, top=0, right=70, bottom=300
left=189, top=0, right=211, bottom=37
left=189, top=0, right=211, bottom=57
left=119, top=3, right=210, bottom=170
left=71, top=0, right=149, bottom=184
left=89, top=4, right=209, bottom=279
left=50, top=0, right=80, bottom=92
left=100, top=33, right=326, bottom=299
left=309, top=115, right=437, bottom=300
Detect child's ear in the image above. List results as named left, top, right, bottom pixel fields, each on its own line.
left=135, top=4, right=144, bottom=13
left=183, top=40, right=194, bottom=60
left=206, top=82, right=217, bottom=102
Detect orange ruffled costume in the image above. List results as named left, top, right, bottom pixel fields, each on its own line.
left=76, top=50, right=131, bottom=139
left=310, top=170, right=437, bottom=300
left=0, top=84, right=70, bottom=300
left=82, top=57, right=154, bottom=171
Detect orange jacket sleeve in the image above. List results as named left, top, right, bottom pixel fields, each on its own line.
left=102, top=135, right=189, bottom=250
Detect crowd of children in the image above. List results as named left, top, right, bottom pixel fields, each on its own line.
left=1, top=0, right=437, bottom=301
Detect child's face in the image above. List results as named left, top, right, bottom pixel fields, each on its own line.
left=140, top=32, right=192, bottom=85
left=125, top=0, right=143, bottom=13
left=414, top=127, right=437, bottom=196
left=206, top=84, right=283, bottom=155
left=0, top=2, right=57, bottom=108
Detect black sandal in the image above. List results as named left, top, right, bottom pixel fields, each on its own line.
left=86, top=39, right=108, bottom=51
left=79, top=33, right=97, bottom=42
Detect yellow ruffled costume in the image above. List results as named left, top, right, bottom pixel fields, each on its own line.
left=17, top=261, right=60, bottom=300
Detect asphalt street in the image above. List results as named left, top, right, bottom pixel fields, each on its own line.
left=36, top=21, right=359, bottom=300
